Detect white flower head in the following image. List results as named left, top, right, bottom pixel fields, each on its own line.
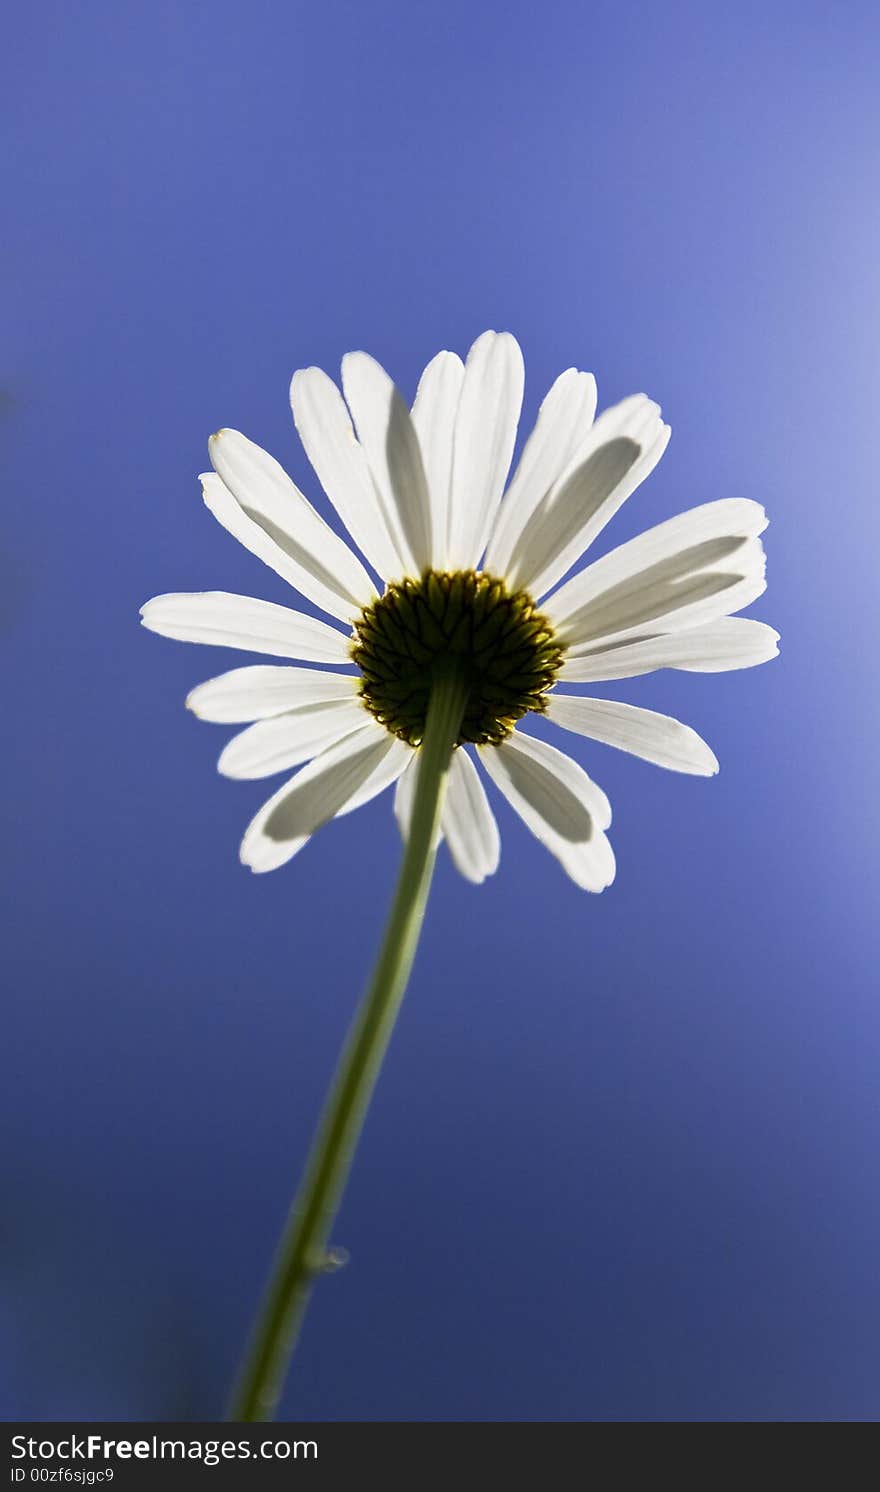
left=141, top=332, right=778, bottom=888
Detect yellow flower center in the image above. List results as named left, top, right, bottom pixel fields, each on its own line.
left=351, top=569, right=564, bottom=747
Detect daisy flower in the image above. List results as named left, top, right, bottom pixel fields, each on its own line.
left=142, top=330, right=779, bottom=1421
left=141, top=331, right=777, bottom=890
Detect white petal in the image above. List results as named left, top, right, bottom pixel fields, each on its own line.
left=240, top=723, right=409, bottom=873
left=290, top=366, right=404, bottom=581
left=333, top=737, right=412, bottom=819
left=140, top=592, right=352, bottom=663
left=393, top=746, right=499, bottom=883
left=478, top=732, right=615, bottom=892
left=441, top=749, right=500, bottom=883
left=562, top=547, right=766, bottom=652
left=341, top=351, right=433, bottom=577
left=447, top=331, right=525, bottom=568
left=486, top=368, right=598, bottom=578
left=504, top=397, right=670, bottom=598
left=558, top=618, right=780, bottom=681
left=546, top=499, right=768, bottom=649
left=219, top=698, right=369, bottom=779
left=393, top=753, right=418, bottom=837
left=392, top=751, right=442, bottom=848
left=411, top=350, right=465, bottom=570
left=186, top=665, right=359, bottom=722
left=204, top=433, right=376, bottom=622
left=547, top=695, right=718, bottom=775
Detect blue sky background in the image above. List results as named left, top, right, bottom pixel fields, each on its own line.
left=3, top=0, right=878, bottom=1422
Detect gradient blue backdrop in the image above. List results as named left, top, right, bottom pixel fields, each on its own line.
left=3, top=0, right=878, bottom=1422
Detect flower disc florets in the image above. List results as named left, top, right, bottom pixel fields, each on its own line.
left=351, top=569, right=565, bottom=747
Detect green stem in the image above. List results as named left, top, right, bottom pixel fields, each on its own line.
left=229, top=665, right=469, bottom=1422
